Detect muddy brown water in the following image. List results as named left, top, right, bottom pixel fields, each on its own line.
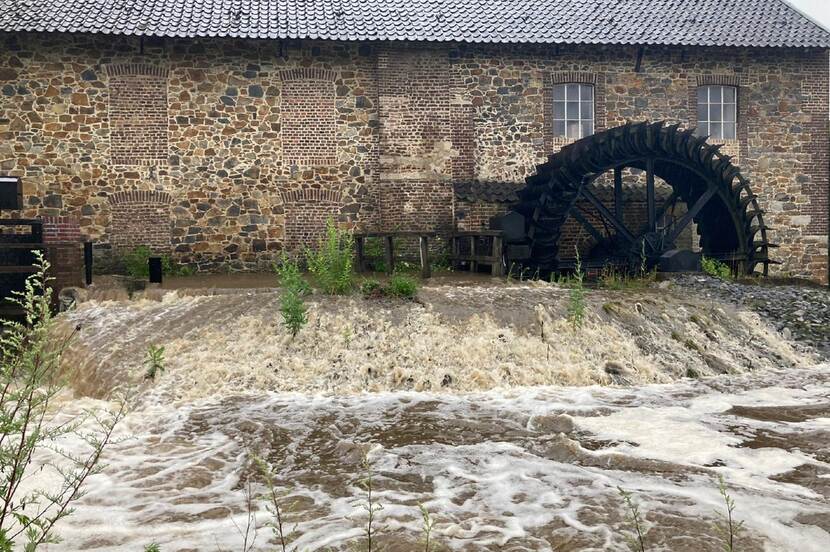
left=34, top=282, right=830, bottom=551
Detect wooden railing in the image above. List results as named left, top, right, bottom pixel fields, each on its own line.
left=449, top=231, right=504, bottom=276
left=354, top=231, right=436, bottom=279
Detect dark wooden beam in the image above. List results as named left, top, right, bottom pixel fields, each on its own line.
left=570, top=208, right=606, bottom=244
left=666, top=187, right=717, bottom=244
left=578, top=187, right=636, bottom=243
left=614, top=167, right=623, bottom=222
left=646, top=158, right=656, bottom=232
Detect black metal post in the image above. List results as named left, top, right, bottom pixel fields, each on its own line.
left=148, top=257, right=163, bottom=284
left=83, top=241, right=93, bottom=285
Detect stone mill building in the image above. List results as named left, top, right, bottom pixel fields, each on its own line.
left=0, top=0, right=829, bottom=282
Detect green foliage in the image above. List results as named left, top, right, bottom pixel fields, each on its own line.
left=618, top=487, right=648, bottom=552
left=388, top=274, right=418, bottom=299
left=419, top=504, right=438, bottom=552
left=275, top=256, right=311, bottom=296
left=144, top=344, right=166, bottom=381
left=281, top=288, right=308, bottom=338
left=144, top=544, right=161, bottom=552
left=598, top=264, right=656, bottom=290
left=0, top=252, right=125, bottom=549
left=567, top=249, right=586, bottom=329
left=701, top=256, right=732, bottom=280
left=122, top=246, right=193, bottom=279
left=713, top=475, right=745, bottom=552
left=276, top=256, right=310, bottom=338
left=360, top=279, right=383, bottom=297
left=253, top=455, right=298, bottom=552
left=306, top=219, right=355, bottom=295
left=358, top=452, right=383, bottom=552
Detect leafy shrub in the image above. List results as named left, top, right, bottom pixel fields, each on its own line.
left=306, top=219, right=355, bottom=295
left=144, top=344, right=166, bottom=381
left=0, top=252, right=125, bottom=548
left=276, top=257, right=310, bottom=337
left=360, top=278, right=383, bottom=297
left=388, top=273, right=418, bottom=299
left=701, top=256, right=732, bottom=280
left=281, top=289, right=307, bottom=338
left=275, top=255, right=311, bottom=296
left=122, top=246, right=192, bottom=278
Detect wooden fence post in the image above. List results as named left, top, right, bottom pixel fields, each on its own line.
left=419, top=235, right=431, bottom=279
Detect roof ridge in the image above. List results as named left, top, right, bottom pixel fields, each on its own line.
left=776, top=0, right=830, bottom=37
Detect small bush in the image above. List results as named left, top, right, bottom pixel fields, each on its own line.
left=144, top=344, right=166, bottom=381
left=280, top=288, right=308, bottom=338
left=306, top=219, right=355, bottom=295
left=360, top=278, right=383, bottom=297
left=388, top=273, right=418, bottom=299
left=275, top=255, right=311, bottom=296
left=701, top=256, right=732, bottom=280
left=277, top=257, right=310, bottom=338
left=122, top=245, right=191, bottom=278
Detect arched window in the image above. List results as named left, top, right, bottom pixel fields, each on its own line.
left=552, top=83, right=594, bottom=139
left=696, top=85, right=737, bottom=140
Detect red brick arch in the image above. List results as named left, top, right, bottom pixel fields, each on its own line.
left=280, top=188, right=342, bottom=251
left=107, top=190, right=172, bottom=253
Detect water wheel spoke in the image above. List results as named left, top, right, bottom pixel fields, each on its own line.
left=576, top=186, right=636, bottom=244
left=665, top=186, right=717, bottom=244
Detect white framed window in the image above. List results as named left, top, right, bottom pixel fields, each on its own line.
left=696, top=85, right=737, bottom=140
left=552, top=83, right=594, bottom=139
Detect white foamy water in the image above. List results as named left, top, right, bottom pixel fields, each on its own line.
left=27, top=285, right=827, bottom=550
left=35, top=364, right=830, bottom=551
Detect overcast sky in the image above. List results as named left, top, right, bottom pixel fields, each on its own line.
left=788, top=0, right=830, bottom=31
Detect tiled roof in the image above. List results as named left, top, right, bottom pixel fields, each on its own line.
left=1, top=0, right=828, bottom=48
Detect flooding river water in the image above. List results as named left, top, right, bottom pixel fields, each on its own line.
left=38, top=283, right=830, bottom=551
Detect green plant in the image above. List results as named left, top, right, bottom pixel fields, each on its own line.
left=567, top=248, right=586, bottom=329
left=618, top=487, right=647, bottom=552
left=280, top=288, right=308, bottom=338
left=360, top=279, right=383, bottom=297
left=701, top=256, right=732, bottom=280
left=275, top=256, right=311, bottom=296
left=254, top=455, right=297, bottom=552
left=144, top=544, right=161, bottom=552
left=419, top=504, right=437, bottom=552
left=388, top=273, right=418, bottom=299
left=122, top=246, right=188, bottom=279
left=144, top=344, right=166, bottom=381
left=358, top=452, right=383, bottom=552
left=0, top=252, right=125, bottom=549
left=713, top=475, right=744, bottom=552
left=306, top=219, right=355, bottom=295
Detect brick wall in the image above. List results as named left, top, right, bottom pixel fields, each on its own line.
left=107, top=64, right=169, bottom=166
left=0, top=34, right=827, bottom=281
left=108, top=190, right=171, bottom=253
left=42, top=216, right=81, bottom=243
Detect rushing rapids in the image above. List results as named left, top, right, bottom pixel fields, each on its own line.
left=34, top=277, right=830, bottom=551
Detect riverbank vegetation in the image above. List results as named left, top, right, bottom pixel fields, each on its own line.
left=0, top=253, right=125, bottom=549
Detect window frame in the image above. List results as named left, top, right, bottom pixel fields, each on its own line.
left=696, top=85, right=737, bottom=140
left=552, top=83, right=595, bottom=140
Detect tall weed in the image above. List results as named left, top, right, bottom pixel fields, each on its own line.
left=306, top=219, right=355, bottom=295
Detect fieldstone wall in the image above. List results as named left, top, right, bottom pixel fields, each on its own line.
left=0, top=34, right=826, bottom=281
